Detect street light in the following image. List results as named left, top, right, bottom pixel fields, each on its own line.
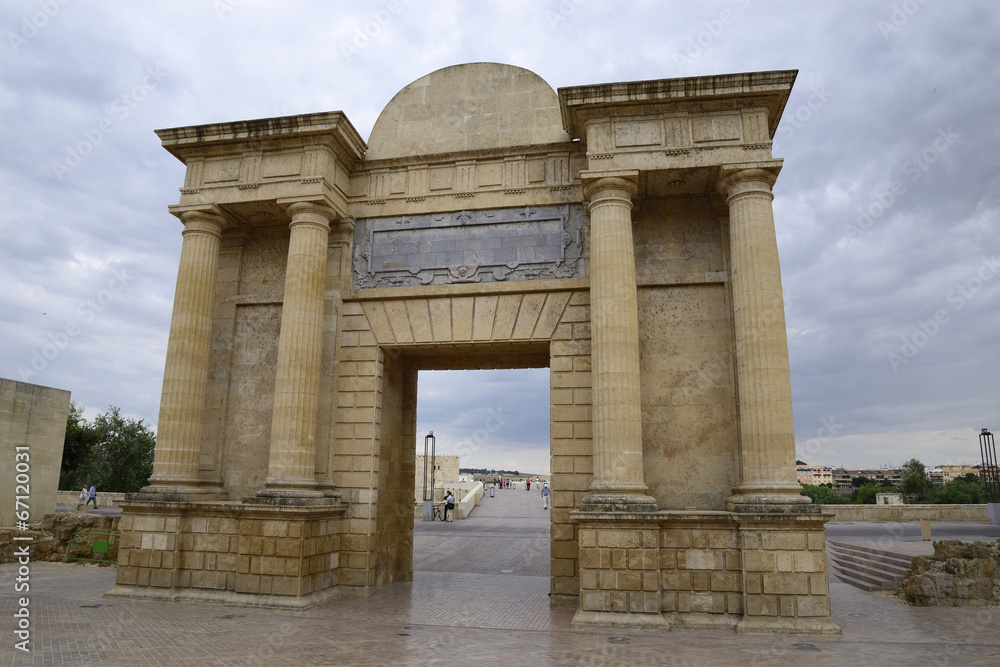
left=422, top=431, right=436, bottom=521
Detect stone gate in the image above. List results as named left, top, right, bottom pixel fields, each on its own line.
left=109, top=63, right=839, bottom=634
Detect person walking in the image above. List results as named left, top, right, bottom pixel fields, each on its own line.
left=443, top=490, right=455, bottom=522
left=541, top=482, right=550, bottom=509
left=86, top=484, right=98, bottom=509
left=526, top=478, right=531, bottom=491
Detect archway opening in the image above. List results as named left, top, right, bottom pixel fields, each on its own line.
left=410, top=366, right=554, bottom=623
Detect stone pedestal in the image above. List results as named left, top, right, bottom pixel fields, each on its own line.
left=571, top=510, right=841, bottom=634
left=735, top=514, right=841, bottom=635
left=573, top=514, right=668, bottom=629
left=108, top=500, right=346, bottom=609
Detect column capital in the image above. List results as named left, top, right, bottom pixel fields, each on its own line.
left=333, top=216, right=356, bottom=237
left=581, top=170, right=639, bottom=203
left=279, top=197, right=341, bottom=221
left=717, top=162, right=782, bottom=201
left=169, top=205, right=229, bottom=237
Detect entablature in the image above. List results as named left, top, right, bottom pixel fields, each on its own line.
left=558, top=70, right=796, bottom=183
left=347, top=142, right=587, bottom=218
left=157, top=111, right=365, bottom=220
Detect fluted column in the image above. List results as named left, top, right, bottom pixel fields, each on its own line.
left=718, top=166, right=811, bottom=512
left=580, top=173, right=657, bottom=512
left=259, top=202, right=336, bottom=498
left=144, top=209, right=228, bottom=497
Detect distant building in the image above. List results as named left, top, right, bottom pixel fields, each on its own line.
left=796, top=461, right=834, bottom=485
left=830, top=467, right=901, bottom=493
left=936, top=464, right=978, bottom=483
left=415, top=454, right=460, bottom=502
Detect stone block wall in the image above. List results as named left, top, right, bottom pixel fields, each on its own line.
left=110, top=501, right=345, bottom=609
left=572, top=513, right=839, bottom=633
left=0, top=379, right=71, bottom=526
left=660, top=519, right=743, bottom=622
left=548, top=290, right=594, bottom=604
left=577, top=520, right=661, bottom=621
left=738, top=518, right=834, bottom=633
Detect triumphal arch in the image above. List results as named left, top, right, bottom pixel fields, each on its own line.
left=110, top=64, right=839, bottom=634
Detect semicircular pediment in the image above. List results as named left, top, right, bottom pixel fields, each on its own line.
left=366, top=63, right=571, bottom=161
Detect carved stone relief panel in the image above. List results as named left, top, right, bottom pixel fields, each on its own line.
left=352, top=204, right=586, bottom=288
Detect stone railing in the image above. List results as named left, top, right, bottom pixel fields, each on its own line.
left=819, top=504, right=989, bottom=522
left=455, top=482, right=484, bottom=519
left=412, top=482, right=484, bottom=520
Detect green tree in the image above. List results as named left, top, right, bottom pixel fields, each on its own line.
left=59, top=402, right=99, bottom=490
left=900, top=458, right=934, bottom=503
left=851, top=475, right=875, bottom=488
left=60, top=405, right=156, bottom=493
left=851, top=482, right=880, bottom=505
left=87, top=406, right=156, bottom=493
left=800, top=483, right=846, bottom=505
left=934, top=473, right=983, bottom=504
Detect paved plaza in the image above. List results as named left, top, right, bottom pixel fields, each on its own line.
left=4, top=490, right=1000, bottom=665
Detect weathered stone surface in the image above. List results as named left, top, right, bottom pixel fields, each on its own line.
left=900, top=539, right=1000, bottom=607
left=0, top=380, right=71, bottom=523
left=0, top=513, right=120, bottom=564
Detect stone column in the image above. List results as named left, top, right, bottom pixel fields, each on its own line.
left=314, top=218, right=354, bottom=498
left=258, top=202, right=336, bottom=499
left=718, top=166, right=812, bottom=512
left=580, top=173, right=657, bottom=512
left=144, top=208, right=228, bottom=497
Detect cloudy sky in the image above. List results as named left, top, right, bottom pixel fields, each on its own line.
left=2, top=1, right=998, bottom=477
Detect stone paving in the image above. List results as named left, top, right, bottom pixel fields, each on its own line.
left=4, top=491, right=1000, bottom=665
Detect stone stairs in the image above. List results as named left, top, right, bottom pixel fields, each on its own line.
left=826, top=540, right=915, bottom=591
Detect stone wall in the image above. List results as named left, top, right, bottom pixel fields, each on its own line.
left=0, top=513, right=121, bottom=564
left=109, top=500, right=346, bottom=609
left=0, top=380, right=71, bottom=526
left=820, top=504, right=989, bottom=522
left=573, top=512, right=838, bottom=634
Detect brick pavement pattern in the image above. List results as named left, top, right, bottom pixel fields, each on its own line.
left=4, top=492, right=1000, bottom=665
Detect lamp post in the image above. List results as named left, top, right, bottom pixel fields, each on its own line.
left=422, top=431, right=436, bottom=521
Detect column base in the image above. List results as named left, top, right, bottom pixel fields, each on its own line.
left=578, top=494, right=658, bottom=513
left=133, top=484, right=228, bottom=502
left=726, top=494, right=819, bottom=514
left=245, top=488, right=337, bottom=507
left=726, top=483, right=817, bottom=514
